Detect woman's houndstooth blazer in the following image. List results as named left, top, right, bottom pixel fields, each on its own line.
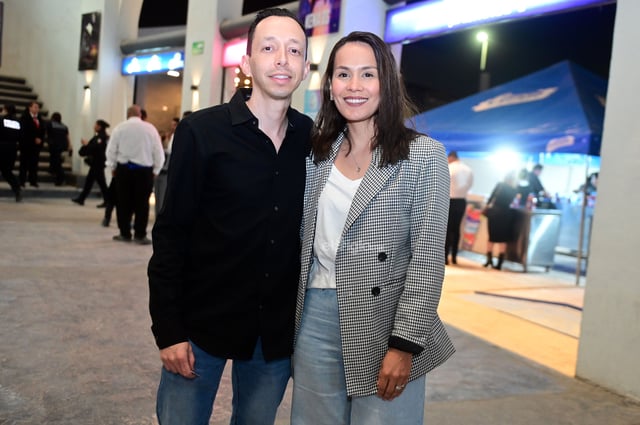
left=294, top=133, right=455, bottom=397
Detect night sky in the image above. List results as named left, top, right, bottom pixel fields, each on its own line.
left=139, top=1, right=617, bottom=112
left=400, top=4, right=617, bottom=111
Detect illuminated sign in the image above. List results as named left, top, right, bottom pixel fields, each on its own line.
left=384, top=0, right=614, bottom=44
left=222, top=38, right=247, bottom=67
left=121, top=50, right=184, bottom=75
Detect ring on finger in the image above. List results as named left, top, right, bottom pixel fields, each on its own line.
left=395, top=384, right=406, bottom=390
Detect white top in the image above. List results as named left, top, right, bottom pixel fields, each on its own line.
left=308, top=164, right=362, bottom=289
left=449, top=159, right=473, bottom=199
left=105, top=116, right=165, bottom=175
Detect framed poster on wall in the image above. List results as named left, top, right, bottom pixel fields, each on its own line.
left=78, top=12, right=101, bottom=70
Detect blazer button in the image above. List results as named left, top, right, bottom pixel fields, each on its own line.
left=371, top=287, right=380, bottom=296
left=377, top=252, right=387, bottom=262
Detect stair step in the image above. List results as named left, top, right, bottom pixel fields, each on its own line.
left=0, top=89, right=38, bottom=100
left=0, top=82, right=32, bottom=92
left=0, top=75, right=27, bottom=85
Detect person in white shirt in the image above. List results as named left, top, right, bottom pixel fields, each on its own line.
left=105, top=105, right=164, bottom=244
left=446, top=151, right=473, bottom=265
left=154, top=117, right=179, bottom=216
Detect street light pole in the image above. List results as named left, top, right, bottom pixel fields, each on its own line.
left=476, top=31, right=490, bottom=91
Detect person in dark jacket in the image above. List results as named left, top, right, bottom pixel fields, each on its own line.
left=72, top=119, right=109, bottom=206
left=19, top=101, right=46, bottom=187
left=0, top=104, right=23, bottom=201
left=46, top=112, right=70, bottom=186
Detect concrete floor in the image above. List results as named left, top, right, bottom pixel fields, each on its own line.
left=1, top=190, right=639, bottom=424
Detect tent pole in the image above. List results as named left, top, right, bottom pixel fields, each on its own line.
left=575, top=156, right=589, bottom=286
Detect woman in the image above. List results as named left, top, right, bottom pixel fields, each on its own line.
left=291, top=32, right=454, bottom=425
left=72, top=119, right=110, bottom=206
left=483, top=172, right=518, bottom=270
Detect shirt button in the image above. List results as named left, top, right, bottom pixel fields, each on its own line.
left=275, top=170, right=280, bottom=176
left=378, top=252, right=387, bottom=262
left=265, top=272, right=270, bottom=278
left=372, top=287, right=381, bottom=296
left=273, top=206, right=279, bottom=212
left=270, top=239, right=275, bottom=245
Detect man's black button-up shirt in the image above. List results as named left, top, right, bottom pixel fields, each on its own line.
left=148, top=91, right=312, bottom=361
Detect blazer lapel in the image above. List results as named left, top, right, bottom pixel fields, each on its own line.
left=343, top=146, right=399, bottom=232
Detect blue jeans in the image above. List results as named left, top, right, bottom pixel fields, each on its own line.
left=156, top=339, right=291, bottom=425
left=291, top=289, right=426, bottom=425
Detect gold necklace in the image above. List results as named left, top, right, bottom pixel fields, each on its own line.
left=343, top=136, right=366, bottom=173
left=351, top=153, right=362, bottom=173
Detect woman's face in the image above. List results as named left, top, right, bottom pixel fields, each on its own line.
left=330, top=41, right=380, bottom=126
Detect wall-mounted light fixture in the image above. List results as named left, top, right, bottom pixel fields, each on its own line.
left=190, top=84, right=199, bottom=91
left=83, top=84, right=90, bottom=90
left=309, top=63, right=319, bottom=72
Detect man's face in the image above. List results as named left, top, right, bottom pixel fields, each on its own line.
left=241, top=16, right=309, bottom=101
left=29, top=103, right=40, bottom=116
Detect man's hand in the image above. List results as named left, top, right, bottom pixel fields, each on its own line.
left=376, top=348, right=412, bottom=400
left=159, top=341, right=196, bottom=379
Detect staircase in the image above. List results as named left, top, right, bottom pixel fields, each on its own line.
left=0, top=74, right=77, bottom=196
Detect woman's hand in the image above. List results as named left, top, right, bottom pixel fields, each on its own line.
left=376, top=348, right=412, bottom=400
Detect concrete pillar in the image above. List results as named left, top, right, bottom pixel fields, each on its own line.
left=181, top=0, right=242, bottom=112
left=576, top=0, right=640, bottom=401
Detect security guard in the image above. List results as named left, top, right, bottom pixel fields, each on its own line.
left=0, top=104, right=22, bottom=202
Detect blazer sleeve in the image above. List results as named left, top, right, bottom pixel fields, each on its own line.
left=389, top=137, right=450, bottom=352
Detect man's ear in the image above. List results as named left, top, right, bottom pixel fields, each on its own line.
left=240, top=54, right=251, bottom=77
left=302, top=60, right=310, bottom=81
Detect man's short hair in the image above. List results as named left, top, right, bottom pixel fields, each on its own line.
left=246, top=7, right=307, bottom=59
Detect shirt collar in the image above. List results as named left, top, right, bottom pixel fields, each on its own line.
left=228, top=89, right=299, bottom=132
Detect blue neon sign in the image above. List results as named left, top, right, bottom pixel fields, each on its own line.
left=121, top=50, right=185, bottom=75
left=384, top=0, right=614, bottom=44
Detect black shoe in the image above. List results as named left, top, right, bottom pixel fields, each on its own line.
left=113, top=234, right=132, bottom=242
left=451, top=257, right=457, bottom=265
left=96, top=202, right=106, bottom=208
left=101, top=218, right=110, bottom=227
left=133, top=236, right=152, bottom=245
left=15, top=192, right=23, bottom=202
left=71, top=197, right=84, bottom=206
left=29, top=182, right=39, bottom=188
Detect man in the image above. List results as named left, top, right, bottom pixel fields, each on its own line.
left=0, top=104, right=23, bottom=202
left=528, top=163, right=547, bottom=198
left=147, top=8, right=311, bottom=425
left=45, top=112, right=70, bottom=186
left=105, top=105, right=164, bottom=245
left=445, top=151, right=473, bottom=265
left=19, top=101, right=45, bottom=188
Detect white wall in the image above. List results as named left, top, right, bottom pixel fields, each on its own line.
left=576, top=0, right=640, bottom=401
left=0, top=0, right=141, bottom=175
